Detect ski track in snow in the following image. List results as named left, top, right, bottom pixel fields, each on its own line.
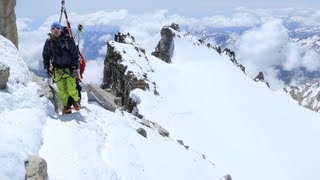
left=39, top=92, right=119, bottom=180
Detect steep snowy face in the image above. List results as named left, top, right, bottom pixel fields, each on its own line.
left=117, top=26, right=320, bottom=180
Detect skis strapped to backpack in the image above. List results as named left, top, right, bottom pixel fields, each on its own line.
left=58, top=0, right=86, bottom=80
left=59, top=0, right=73, bottom=37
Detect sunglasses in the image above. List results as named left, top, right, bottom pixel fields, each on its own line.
left=51, top=27, right=61, bottom=30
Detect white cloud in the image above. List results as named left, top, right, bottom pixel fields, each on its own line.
left=68, top=10, right=130, bottom=27
left=16, top=8, right=320, bottom=89
left=16, top=17, right=33, bottom=31
left=82, top=58, right=104, bottom=85
left=237, top=19, right=288, bottom=73
left=300, top=11, right=320, bottom=26
left=301, top=50, right=320, bottom=71
left=282, top=43, right=301, bottom=71
left=200, top=12, right=261, bottom=28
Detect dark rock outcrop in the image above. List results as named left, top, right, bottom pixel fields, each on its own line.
left=140, top=118, right=169, bottom=137
left=151, top=23, right=179, bottom=63
left=223, top=47, right=245, bottom=73
left=101, top=41, right=150, bottom=116
left=253, top=71, right=270, bottom=87
left=206, top=43, right=245, bottom=74
left=0, top=0, right=18, bottom=48
left=0, top=63, right=10, bottom=89
left=254, top=72, right=264, bottom=81
left=224, top=174, right=232, bottom=180
left=177, top=140, right=189, bottom=150
left=136, top=127, right=147, bottom=138
left=114, top=32, right=135, bottom=44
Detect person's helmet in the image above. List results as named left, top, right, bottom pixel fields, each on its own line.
left=50, top=22, right=62, bottom=30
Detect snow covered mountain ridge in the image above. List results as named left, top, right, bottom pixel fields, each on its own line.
left=2, top=20, right=320, bottom=180
left=101, top=24, right=249, bottom=117
left=97, top=23, right=320, bottom=180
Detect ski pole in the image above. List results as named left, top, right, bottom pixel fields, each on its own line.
left=74, top=24, right=84, bottom=44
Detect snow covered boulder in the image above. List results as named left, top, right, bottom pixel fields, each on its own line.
left=0, top=63, right=9, bottom=89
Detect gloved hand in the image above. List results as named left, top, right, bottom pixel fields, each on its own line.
left=47, top=67, right=53, bottom=77
left=71, top=69, right=78, bottom=78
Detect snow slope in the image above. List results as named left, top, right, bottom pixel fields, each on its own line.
left=118, top=29, right=320, bottom=180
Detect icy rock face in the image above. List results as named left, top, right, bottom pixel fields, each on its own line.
left=0, top=0, right=18, bottom=48
left=284, top=80, right=320, bottom=112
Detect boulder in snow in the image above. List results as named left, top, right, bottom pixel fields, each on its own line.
left=177, top=140, right=190, bottom=150
left=224, top=174, right=232, bottom=180
left=25, top=155, right=48, bottom=180
left=136, top=127, right=147, bottom=138
left=140, top=118, right=170, bottom=137
left=0, top=62, right=10, bottom=89
left=85, top=83, right=121, bottom=112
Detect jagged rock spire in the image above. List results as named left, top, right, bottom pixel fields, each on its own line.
left=151, top=23, right=179, bottom=63
left=0, top=0, right=18, bottom=48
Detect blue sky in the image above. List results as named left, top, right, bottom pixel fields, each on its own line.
left=16, top=0, right=320, bottom=18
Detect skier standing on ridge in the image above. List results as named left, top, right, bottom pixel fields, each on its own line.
left=42, top=21, right=81, bottom=114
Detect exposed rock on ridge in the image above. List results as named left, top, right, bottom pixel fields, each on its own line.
left=101, top=33, right=156, bottom=116
left=207, top=43, right=246, bottom=74
left=151, top=23, right=179, bottom=63
left=253, top=71, right=270, bottom=87
left=152, top=23, right=246, bottom=74
left=0, top=0, right=18, bottom=48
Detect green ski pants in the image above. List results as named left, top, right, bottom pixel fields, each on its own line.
left=53, top=68, right=79, bottom=106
